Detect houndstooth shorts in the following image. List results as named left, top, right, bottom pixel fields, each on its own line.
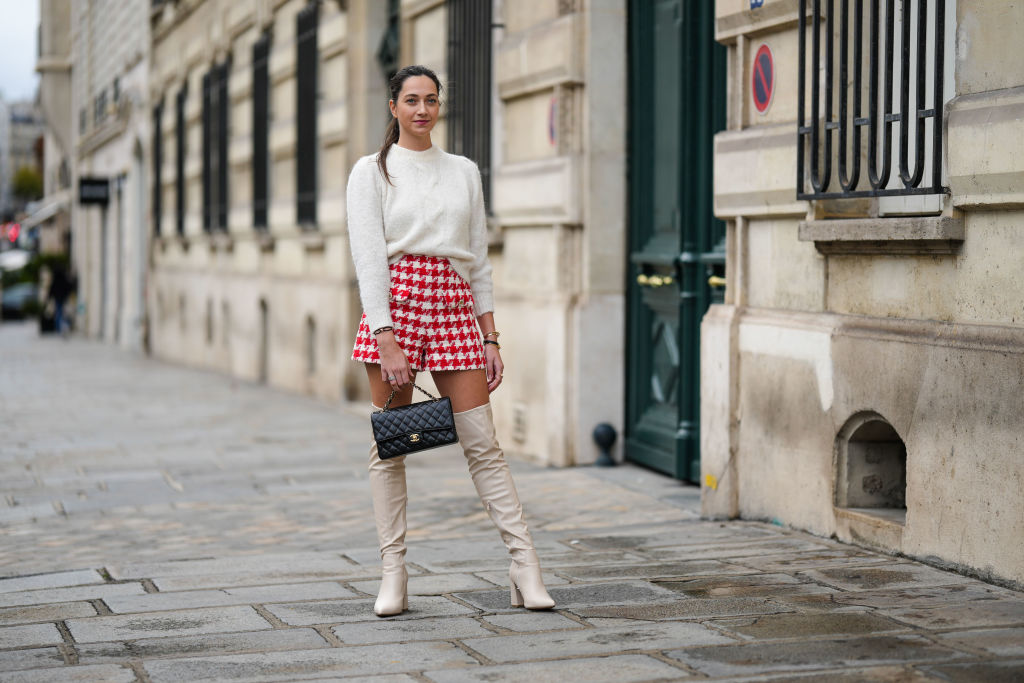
left=351, top=255, right=487, bottom=372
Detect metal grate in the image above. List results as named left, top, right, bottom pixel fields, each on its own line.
left=252, top=32, right=270, bottom=229
left=152, top=99, right=163, bottom=236
left=295, top=1, right=319, bottom=228
left=175, top=84, right=187, bottom=236
left=447, top=0, right=493, bottom=205
left=797, top=0, right=947, bottom=200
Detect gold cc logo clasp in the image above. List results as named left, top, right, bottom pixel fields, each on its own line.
left=409, top=434, right=421, bottom=443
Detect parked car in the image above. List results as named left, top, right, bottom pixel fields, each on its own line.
left=1, top=282, right=39, bottom=320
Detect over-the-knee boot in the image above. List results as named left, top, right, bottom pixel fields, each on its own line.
left=368, top=434, right=408, bottom=617
left=454, top=403, right=555, bottom=610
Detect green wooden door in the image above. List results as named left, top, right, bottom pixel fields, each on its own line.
left=625, top=0, right=726, bottom=481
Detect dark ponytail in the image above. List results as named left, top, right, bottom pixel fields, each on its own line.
left=376, top=64, right=442, bottom=185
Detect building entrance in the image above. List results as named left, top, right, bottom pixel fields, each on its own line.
left=625, top=0, right=726, bottom=481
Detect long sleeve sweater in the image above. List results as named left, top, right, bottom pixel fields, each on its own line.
left=346, top=144, right=494, bottom=333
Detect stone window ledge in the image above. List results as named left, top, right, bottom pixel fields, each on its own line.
left=798, top=215, right=964, bottom=255
left=300, top=232, right=325, bottom=252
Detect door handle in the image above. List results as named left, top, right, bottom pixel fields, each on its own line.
left=707, top=275, right=727, bottom=288
left=637, top=274, right=675, bottom=288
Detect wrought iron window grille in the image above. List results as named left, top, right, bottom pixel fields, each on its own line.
left=295, top=1, right=320, bottom=228
left=447, top=0, right=493, bottom=207
left=252, top=32, right=271, bottom=230
left=797, top=0, right=949, bottom=201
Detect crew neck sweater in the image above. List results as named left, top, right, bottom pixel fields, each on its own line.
left=346, top=144, right=494, bottom=333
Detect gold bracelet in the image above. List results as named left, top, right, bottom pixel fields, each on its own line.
left=483, top=331, right=500, bottom=339
left=483, top=339, right=501, bottom=350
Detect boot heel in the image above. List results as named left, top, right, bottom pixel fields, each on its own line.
left=510, top=581, right=524, bottom=607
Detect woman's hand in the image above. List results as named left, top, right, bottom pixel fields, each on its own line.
left=484, top=344, right=504, bottom=393
left=377, top=332, right=413, bottom=389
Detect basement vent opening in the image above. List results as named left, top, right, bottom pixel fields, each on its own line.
left=836, top=415, right=907, bottom=526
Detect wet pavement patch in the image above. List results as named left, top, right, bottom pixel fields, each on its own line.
left=708, top=611, right=910, bottom=639
left=666, top=634, right=963, bottom=677
left=800, top=564, right=973, bottom=592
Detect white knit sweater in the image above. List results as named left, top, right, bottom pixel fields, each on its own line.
left=346, top=144, right=494, bottom=333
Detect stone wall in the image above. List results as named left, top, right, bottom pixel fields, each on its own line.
left=703, top=0, right=1024, bottom=586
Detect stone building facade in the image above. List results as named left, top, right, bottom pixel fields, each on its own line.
left=28, top=0, right=74, bottom=256
left=146, top=0, right=387, bottom=399
left=701, top=0, right=1023, bottom=587
left=70, top=0, right=152, bottom=348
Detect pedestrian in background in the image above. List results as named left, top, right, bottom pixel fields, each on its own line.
left=46, top=262, right=73, bottom=337
left=347, top=64, right=555, bottom=617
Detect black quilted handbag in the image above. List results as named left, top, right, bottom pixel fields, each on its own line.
left=371, top=383, right=458, bottom=459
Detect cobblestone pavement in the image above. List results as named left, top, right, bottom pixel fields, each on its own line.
left=1, top=321, right=1022, bottom=682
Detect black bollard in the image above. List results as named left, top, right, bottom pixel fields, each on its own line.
left=592, top=423, right=617, bottom=467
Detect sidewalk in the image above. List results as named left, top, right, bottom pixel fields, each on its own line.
left=0, top=321, right=1021, bottom=682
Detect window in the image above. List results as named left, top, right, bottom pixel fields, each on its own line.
left=295, top=1, right=319, bottom=227
left=447, top=0, right=493, bottom=205
left=152, top=99, right=164, bottom=236
left=797, top=0, right=949, bottom=200
left=79, top=107, right=87, bottom=135
left=175, top=83, right=188, bottom=236
left=252, top=32, right=271, bottom=230
left=202, top=60, right=230, bottom=232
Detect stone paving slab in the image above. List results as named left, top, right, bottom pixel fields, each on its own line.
left=0, top=601, right=97, bottom=626
left=349, top=573, right=496, bottom=597
left=461, top=621, right=735, bottom=662
left=151, top=566, right=388, bottom=592
left=728, top=550, right=897, bottom=573
left=0, top=646, right=65, bottom=672
left=883, top=599, right=1024, bottom=630
left=571, top=596, right=792, bottom=621
left=830, top=583, right=1019, bottom=609
left=0, top=582, right=147, bottom=609
left=141, top=642, right=479, bottom=681
left=266, top=595, right=476, bottom=626
left=422, top=653, right=690, bottom=682
left=916, top=659, right=1024, bottom=683
left=453, top=580, right=680, bottom=612
left=801, top=563, right=977, bottom=592
left=332, top=616, right=494, bottom=644
left=0, top=623, right=63, bottom=649
left=75, top=628, right=330, bottom=663
left=935, top=627, right=1024, bottom=658
left=481, top=612, right=583, bottom=633
left=666, top=634, right=967, bottom=677
left=708, top=611, right=911, bottom=640
left=555, top=559, right=751, bottom=582
left=0, top=663, right=138, bottom=683
left=0, top=570, right=105, bottom=593
left=103, top=581, right=357, bottom=614
left=65, top=605, right=273, bottom=643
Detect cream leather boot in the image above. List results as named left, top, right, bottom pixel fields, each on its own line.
left=368, top=432, right=408, bottom=617
left=454, top=403, right=555, bottom=610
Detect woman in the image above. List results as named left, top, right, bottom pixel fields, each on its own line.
left=347, top=65, right=555, bottom=617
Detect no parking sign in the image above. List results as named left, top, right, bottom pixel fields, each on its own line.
left=752, top=43, right=774, bottom=115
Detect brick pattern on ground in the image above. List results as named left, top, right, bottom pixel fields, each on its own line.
left=1, top=323, right=1022, bottom=681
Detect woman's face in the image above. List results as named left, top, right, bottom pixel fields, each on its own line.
left=389, top=75, right=440, bottom=143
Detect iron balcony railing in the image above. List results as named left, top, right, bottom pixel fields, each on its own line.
left=797, top=0, right=948, bottom=200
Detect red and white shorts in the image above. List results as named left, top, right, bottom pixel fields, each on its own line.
left=352, top=255, right=487, bottom=372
